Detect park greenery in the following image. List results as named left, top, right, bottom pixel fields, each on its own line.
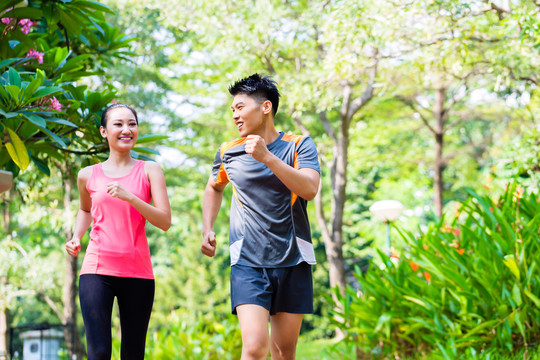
left=1, top=0, right=539, bottom=359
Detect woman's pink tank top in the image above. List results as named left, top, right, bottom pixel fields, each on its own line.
left=80, top=160, right=154, bottom=279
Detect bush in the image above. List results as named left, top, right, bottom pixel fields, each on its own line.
left=332, top=183, right=540, bottom=358
left=115, top=315, right=242, bottom=360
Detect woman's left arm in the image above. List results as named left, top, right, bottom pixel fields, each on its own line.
left=106, top=161, right=171, bottom=231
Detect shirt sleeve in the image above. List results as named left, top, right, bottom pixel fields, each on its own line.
left=211, top=145, right=230, bottom=185
left=296, top=136, right=320, bottom=173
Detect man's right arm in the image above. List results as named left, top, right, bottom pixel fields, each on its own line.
left=201, top=175, right=227, bottom=257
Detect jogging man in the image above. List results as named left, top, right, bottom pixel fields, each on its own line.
left=201, top=73, right=320, bottom=360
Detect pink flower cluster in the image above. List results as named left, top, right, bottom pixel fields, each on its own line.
left=49, top=96, right=62, bottom=111
left=1, top=9, right=37, bottom=35
left=26, top=48, right=44, bottom=64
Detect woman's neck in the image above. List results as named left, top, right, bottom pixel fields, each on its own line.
left=104, top=151, right=135, bottom=167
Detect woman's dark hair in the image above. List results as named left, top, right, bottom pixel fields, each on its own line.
left=100, top=103, right=138, bottom=127
left=228, top=73, right=280, bottom=116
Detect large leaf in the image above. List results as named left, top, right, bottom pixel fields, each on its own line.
left=0, top=58, right=22, bottom=70
left=30, top=155, right=50, bottom=176
left=22, top=113, right=47, bottom=128
left=136, top=134, right=169, bottom=144
left=8, top=68, right=21, bottom=88
left=29, top=86, right=63, bottom=102
left=3, top=7, right=42, bottom=19
left=4, top=127, right=30, bottom=171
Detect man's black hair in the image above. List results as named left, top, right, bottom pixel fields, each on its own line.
left=228, top=73, right=280, bottom=116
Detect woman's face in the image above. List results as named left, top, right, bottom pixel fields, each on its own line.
left=100, top=107, right=139, bottom=151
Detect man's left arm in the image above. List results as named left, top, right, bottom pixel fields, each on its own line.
left=245, top=135, right=320, bottom=201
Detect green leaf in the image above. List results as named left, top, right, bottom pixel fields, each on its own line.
left=136, top=134, right=169, bottom=144
left=0, top=58, right=21, bottom=70
left=503, top=255, right=520, bottom=280
left=29, top=86, right=63, bottom=101
left=524, top=289, right=540, bottom=308
left=22, top=113, right=47, bottom=128
left=462, top=319, right=499, bottom=338
left=403, top=296, right=431, bottom=310
left=59, top=8, right=83, bottom=36
left=8, top=68, right=21, bottom=88
left=512, top=284, right=522, bottom=306
left=76, top=0, right=114, bottom=14
left=132, top=146, right=160, bottom=155
left=4, top=7, right=42, bottom=19
left=46, top=118, right=78, bottom=128
left=54, top=48, right=72, bottom=71
left=39, top=127, right=67, bottom=148
left=4, top=127, right=30, bottom=171
left=23, top=72, right=45, bottom=101
left=0, top=109, right=19, bottom=119
left=30, top=155, right=50, bottom=176
left=5, top=85, right=21, bottom=106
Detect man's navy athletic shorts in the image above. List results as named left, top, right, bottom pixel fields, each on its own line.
left=230, top=262, right=313, bottom=315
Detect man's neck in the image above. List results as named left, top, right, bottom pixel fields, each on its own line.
left=256, top=117, right=280, bottom=144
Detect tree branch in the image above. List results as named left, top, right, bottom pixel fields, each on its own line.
left=50, top=144, right=108, bottom=155
left=40, top=291, right=64, bottom=321
left=293, top=114, right=310, bottom=137
left=396, top=95, right=437, bottom=134
left=348, top=53, right=378, bottom=117
left=319, top=112, right=336, bottom=141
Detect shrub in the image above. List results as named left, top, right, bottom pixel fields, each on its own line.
left=114, top=315, right=242, bottom=359
left=332, top=183, right=540, bottom=358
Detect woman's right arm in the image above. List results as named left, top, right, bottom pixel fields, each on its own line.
left=65, top=167, right=93, bottom=257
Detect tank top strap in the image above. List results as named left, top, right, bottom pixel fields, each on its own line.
left=133, top=159, right=146, bottom=177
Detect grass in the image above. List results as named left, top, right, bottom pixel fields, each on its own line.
left=296, top=338, right=343, bottom=360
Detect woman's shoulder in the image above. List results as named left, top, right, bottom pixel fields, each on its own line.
left=143, top=160, right=162, bottom=172
left=77, top=164, right=95, bottom=181
left=142, top=160, right=164, bottom=180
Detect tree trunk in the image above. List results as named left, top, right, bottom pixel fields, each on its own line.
left=326, top=113, right=349, bottom=295
left=433, top=87, right=446, bottom=218
left=62, top=170, right=85, bottom=360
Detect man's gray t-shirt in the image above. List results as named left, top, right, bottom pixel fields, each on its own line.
left=212, top=132, right=320, bottom=268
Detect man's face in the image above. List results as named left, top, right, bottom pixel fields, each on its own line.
left=231, top=94, right=265, bottom=137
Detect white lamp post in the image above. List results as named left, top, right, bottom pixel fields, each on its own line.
left=369, top=200, right=404, bottom=254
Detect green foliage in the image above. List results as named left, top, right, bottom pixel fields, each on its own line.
left=0, top=0, right=138, bottom=175
left=490, top=126, right=540, bottom=193
left=112, top=316, right=242, bottom=360
left=332, top=183, right=540, bottom=358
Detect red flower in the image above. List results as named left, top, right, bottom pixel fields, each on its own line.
left=409, top=261, right=419, bottom=272
left=424, top=272, right=431, bottom=283
left=457, top=248, right=465, bottom=255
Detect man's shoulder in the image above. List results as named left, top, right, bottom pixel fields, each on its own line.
left=219, top=137, right=247, bottom=154
left=280, top=133, right=317, bottom=149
